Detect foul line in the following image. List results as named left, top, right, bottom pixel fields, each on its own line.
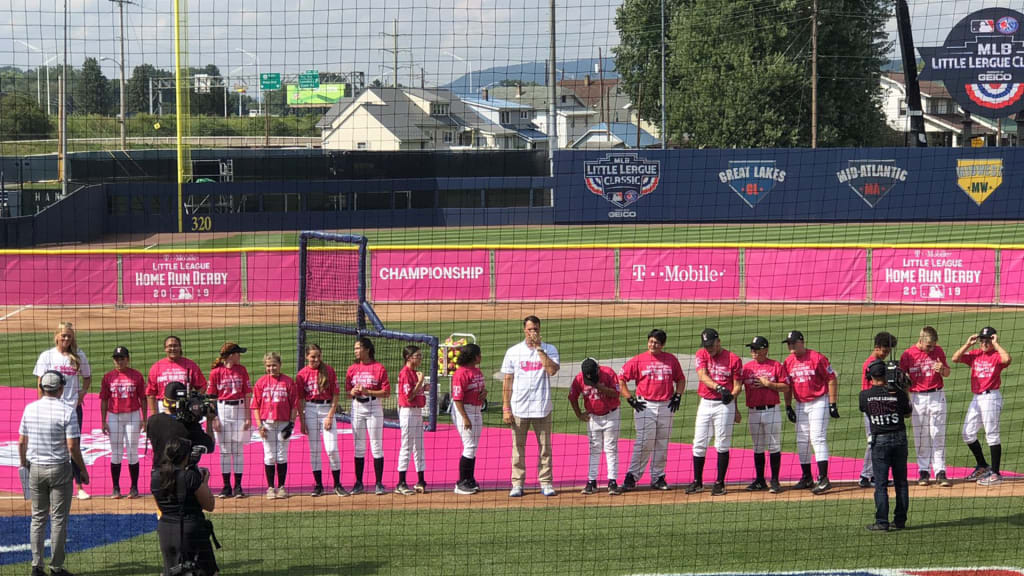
left=0, top=305, right=32, bottom=322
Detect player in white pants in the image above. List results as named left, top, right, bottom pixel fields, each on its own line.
left=569, top=358, right=623, bottom=495
left=346, top=337, right=391, bottom=495
left=619, top=329, right=685, bottom=491
left=953, top=327, right=1011, bottom=486
left=900, top=326, right=951, bottom=487
left=208, top=342, right=252, bottom=498
left=740, top=336, right=789, bottom=494
left=253, top=352, right=299, bottom=499
left=99, top=346, right=147, bottom=499
left=688, top=329, right=743, bottom=496
left=396, top=345, right=428, bottom=495
left=858, top=332, right=897, bottom=488
left=296, top=344, right=345, bottom=497
left=452, top=344, right=486, bottom=495
left=782, top=330, right=838, bottom=495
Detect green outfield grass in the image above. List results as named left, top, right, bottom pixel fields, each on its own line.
left=4, top=309, right=1021, bottom=474
left=10, top=496, right=1023, bottom=575
left=152, top=222, right=1024, bottom=250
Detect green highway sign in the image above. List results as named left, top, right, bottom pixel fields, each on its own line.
left=298, top=71, right=320, bottom=89
left=260, top=72, right=281, bottom=90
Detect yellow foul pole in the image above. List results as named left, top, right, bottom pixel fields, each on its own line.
left=173, top=0, right=184, bottom=233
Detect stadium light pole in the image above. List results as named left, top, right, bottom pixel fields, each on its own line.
left=442, top=51, right=471, bottom=95
left=548, top=0, right=557, bottom=172
left=236, top=47, right=261, bottom=115
left=100, top=56, right=127, bottom=150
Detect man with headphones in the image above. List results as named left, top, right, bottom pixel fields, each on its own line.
left=146, top=381, right=215, bottom=470
left=19, top=370, right=90, bottom=576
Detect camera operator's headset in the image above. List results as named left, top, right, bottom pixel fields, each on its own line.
left=39, top=370, right=66, bottom=391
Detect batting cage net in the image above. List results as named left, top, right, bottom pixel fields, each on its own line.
left=3, top=0, right=1024, bottom=575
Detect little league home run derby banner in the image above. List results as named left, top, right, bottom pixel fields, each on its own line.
left=872, top=249, right=995, bottom=304
left=123, top=254, right=240, bottom=304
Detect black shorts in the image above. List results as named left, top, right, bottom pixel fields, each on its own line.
left=158, top=516, right=219, bottom=576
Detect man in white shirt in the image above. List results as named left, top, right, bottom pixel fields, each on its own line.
left=502, top=315, right=560, bottom=497
left=19, top=371, right=90, bottom=576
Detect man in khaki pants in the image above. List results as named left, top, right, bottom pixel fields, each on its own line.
left=502, top=316, right=560, bottom=497
left=19, top=371, right=90, bottom=576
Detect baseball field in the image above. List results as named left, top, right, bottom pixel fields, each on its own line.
left=1, top=223, right=1023, bottom=575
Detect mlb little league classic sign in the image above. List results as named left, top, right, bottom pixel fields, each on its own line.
left=918, top=8, right=1024, bottom=118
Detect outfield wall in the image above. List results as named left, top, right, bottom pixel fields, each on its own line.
left=3, top=246, right=1024, bottom=306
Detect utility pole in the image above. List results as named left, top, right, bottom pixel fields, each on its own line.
left=382, top=19, right=408, bottom=88
left=109, top=0, right=134, bottom=151
left=810, top=0, right=818, bottom=148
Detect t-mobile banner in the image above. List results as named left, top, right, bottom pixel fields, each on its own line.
left=872, top=248, right=995, bottom=303
left=619, top=248, right=739, bottom=301
left=495, top=249, right=615, bottom=301
left=746, top=249, right=866, bottom=302
left=248, top=251, right=299, bottom=302
left=997, top=250, right=1024, bottom=304
left=0, top=255, right=117, bottom=306
left=123, top=254, right=242, bottom=304
left=371, top=250, right=489, bottom=301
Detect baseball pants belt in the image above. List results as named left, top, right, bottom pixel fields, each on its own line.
left=219, top=399, right=243, bottom=406
left=355, top=397, right=376, bottom=403
left=750, top=405, right=774, bottom=411
left=913, top=389, right=941, bottom=394
left=306, top=399, right=330, bottom=404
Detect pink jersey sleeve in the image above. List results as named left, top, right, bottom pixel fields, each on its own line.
left=817, top=353, right=836, bottom=382
left=451, top=368, right=466, bottom=401
left=695, top=348, right=709, bottom=371
left=567, top=374, right=583, bottom=402
left=730, top=354, right=742, bottom=379
left=618, top=357, right=637, bottom=383
left=146, top=363, right=160, bottom=396
left=378, top=364, right=391, bottom=395
left=100, top=372, right=113, bottom=401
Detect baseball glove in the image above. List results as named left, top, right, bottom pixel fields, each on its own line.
left=668, top=393, right=682, bottom=413
left=786, top=405, right=797, bottom=423
left=627, top=397, right=647, bottom=413
left=829, top=403, right=840, bottom=419
left=279, top=422, right=295, bottom=440
left=715, top=385, right=734, bottom=406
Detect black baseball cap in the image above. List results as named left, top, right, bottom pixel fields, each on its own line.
left=164, top=381, right=188, bottom=401
left=580, top=358, right=600, bottom=384
left=782, top=330, right=805, bottom=344
left=979, top=327, right=997, bottom=340
left=867, top=359, right=887, bottom=379
left=745, top=336, right=770, bottom=350
left=112, top=346, right=130, bottom=358
left=221, top=343, right=247, bottom=356
left=700, top=328, right=720, bottom=347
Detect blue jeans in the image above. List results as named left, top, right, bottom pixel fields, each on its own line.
left=871, top=430, right=909, bottom=527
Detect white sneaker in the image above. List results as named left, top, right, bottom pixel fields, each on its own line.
left=266, top=487, right=277, bottom=499
left=77, top=488, right=91, bottom=501
left=508, top=485, right=524, bottom=498
left=541, top=485, right=557, bottom=497
left=276, top=487, right=288, bottom=499
left=978, top=472, right=1003, bottom=486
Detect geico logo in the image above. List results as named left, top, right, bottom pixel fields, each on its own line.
left=608, top=211, right=637, bottom=218
left=978, top=73, right=1012, bottom=82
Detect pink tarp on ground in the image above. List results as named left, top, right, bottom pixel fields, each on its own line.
left=0, top=255, right=117, bottom=306
left=371, top=250, right=490, bottom=301
left=619, top=248, right=740, bottom=301
left=495, top=249, right=615, bottom=301
left=247, top=252, right=300, bottom=302
left=122, top=254, right=242, bottom=304
left=746, top=248, right=866, bottom=301
left=1, top=387, right=1003, bottom=495
left=873, top=248, right=995, bottom=304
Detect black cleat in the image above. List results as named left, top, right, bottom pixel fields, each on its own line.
left=745, top=480, right=767, bottom=492
left=793, top=476, right=815, bottom=490
left=607, top=480, right=622, bottom=495
left=711, top=482, right=727, bottom=496
left=651, top=476, right=670, bottom=491
left=581, top=480, right=597, bottom=495
left=684, top=482, right=704, bottom=495
left=622, top=473, right=637, bottom=492
left=811, top=477, right=832, bottom=495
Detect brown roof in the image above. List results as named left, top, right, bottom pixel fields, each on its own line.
left=558, top=78, right=619, bottom=108
left=884, top=72, right=950, bottom=99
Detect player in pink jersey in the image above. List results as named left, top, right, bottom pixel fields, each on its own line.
left=900, top=326, right=951, bottom=487
left=252, top=352, right=299, bottom=499
left=952, top=326, right=1011, bottom=486
left=739, top=336, right=789, bottom=494
left=99, top=346, right=147, bottom=499
left=687, top=329, right=743, bottom=496
left=620, top=329, right=685, bottom=492
left=207, top=342, right=251, bottom=499
left=296, top=343, right=346, bottom=497
left=146, top=335, right=209, bottom=416
left=395, top=345, right=428, bottom=495
left=452, top=344, right=486, bottom=495
left=346, top=337, right=391, bottom=495
left=569, top=358, right=623, bottom=496
left=781, top=330, right=838, bottom=495
left=857, top=332, right=897, bottom=489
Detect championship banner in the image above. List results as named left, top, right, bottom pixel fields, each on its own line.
left=0, top=255, right=117, bottom=306
left=618, top=248, right=739, bottom=301
left=370, top=249, right=489, bottom=302
left=494, top=249, right=615, bottom=301
left=745, top=249, right=866, bottom=302
left=872, top=248, right=995, bottom=303
left=122, top=254, right=242, bottom=304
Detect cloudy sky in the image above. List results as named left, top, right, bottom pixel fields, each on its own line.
left=0, top=0, right=1016, bottom=87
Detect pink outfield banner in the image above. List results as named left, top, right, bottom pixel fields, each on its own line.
left=0, top=255, right=117, bottom=306
left=248, top=251, right=299, bottom=302
left=495, top=249, right=615, bottom=300
left=872, top=248, right=995, bottom=303
left=1000, top=250, right=1024, bottom=304
left=122, top=254, right=242, bottom=304
left=370, top=249, right=490, bottom=301
left=746, top=248, right=866, bottom=302
left=618, top=248, right=739, bottom=301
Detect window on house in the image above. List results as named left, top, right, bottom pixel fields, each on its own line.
left=500, top=111, right=511, bottom=124
left=475, top=136, right=486, bottom=147
left=443, top=131, right=453, bottom=144
left=520, top=111, right=530, bottom=120
left=356, top=142, right=367, bottom=149
left=430, top=103, right=449, bottom=116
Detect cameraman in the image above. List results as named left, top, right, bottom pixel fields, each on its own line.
left=859, top=360, right=912, bottom=532
left=152, top=437, right=219, bottom=576
left=147, top=382, right=215, bottom=469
